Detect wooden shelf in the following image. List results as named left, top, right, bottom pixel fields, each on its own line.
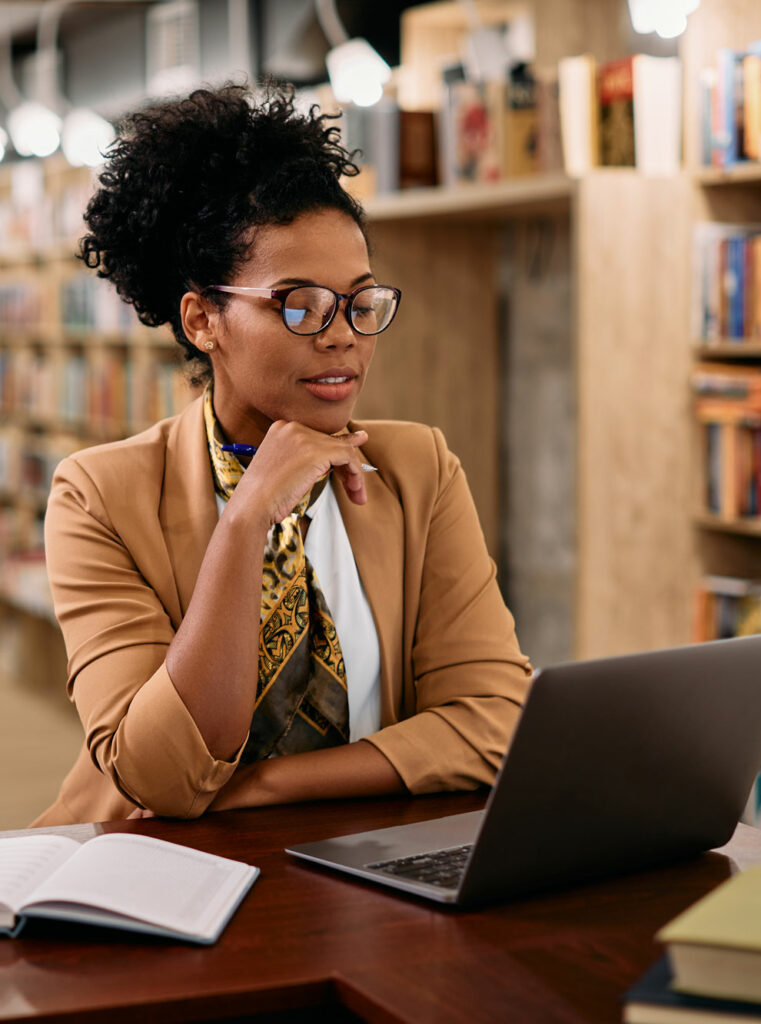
left=0, top=410, right=139, bottom=441
left=693, top=164, right=761, bottom=186
left=363, top=174, right=575, bottom=222
left=695, top=342, right=761, bottom=358
left=0, top=489, right=48, bottom=513
left=0, top=586, right=56, bottom=623
left=0, top=240, right=78, bottom=267
left=695, top=513, right=761, bottom=537
left=0, top=327, right=177, bottom=349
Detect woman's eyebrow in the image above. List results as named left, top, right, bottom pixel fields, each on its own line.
left=271, top=272, right=375, bottom=288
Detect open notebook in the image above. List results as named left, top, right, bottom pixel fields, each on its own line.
left=0, top=832, right=258, bottom=944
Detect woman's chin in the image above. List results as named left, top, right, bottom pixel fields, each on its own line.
left=299, top=405, right=358, bottom=437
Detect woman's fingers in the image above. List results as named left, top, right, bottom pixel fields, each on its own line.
left=331, top=434, right=368, bottom=504
left=232, top=423, right=371, bottom=522
left=334, top=461, right=367, bottom=505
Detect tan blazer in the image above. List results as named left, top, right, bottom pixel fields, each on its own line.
left=33, top=397, right=532, bottom=826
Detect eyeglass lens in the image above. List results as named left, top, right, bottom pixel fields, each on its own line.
left=282, top=286, right=398, bottom=336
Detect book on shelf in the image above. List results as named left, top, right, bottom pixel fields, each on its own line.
left=701, top=42, right=761, bottom=168
left=0, top=158, right=92, bottom=254
left=399, top=109, right=438, bottom=189
left=490, top=61, right=540, bottom=178
left=693, top=365, right=761, bottom=521
left=534, top=67, right=564, bottom=174
left=624, top=956, right=761, bottom=1024
left=441, top=74, right=502, bottom=184
left=693, top=575, right=761, bottom=643
left=657, top=867, right=761, bottom=1006
left=0, top=549, right=53, bottom=619
left=558, top=53, right=599, bottom=177
left=598, top=55, right=682, bottom=175
left=692, top=224, right=761, bottom=344
left=339, top=100, right=438, bottom=198
left=696, top=416, right=761, bottom=520
left=436, top=60, right=542, bottom=186
left=0, top=427, right=80, bottom=507
left=59, top=271, right=140, bottom=334
left=0, top=280, right=42, bottom=328
left=744, top=50, right=761, bottom=162
left=692, top=363, right=761, bottom=398
left=714, top=48, right=745, bottom=167
left=0, top=343, right=197, bottom=437
left=339, top=98, right=401, bottom=198
left=0, top=831, right=258, bottom=944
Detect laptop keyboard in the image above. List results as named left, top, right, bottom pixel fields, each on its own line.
left=366, top=843, right=473, bottom=890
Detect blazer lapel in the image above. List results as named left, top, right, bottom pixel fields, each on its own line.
left=334, top=456, right=405, bottom=726
left=160, top=398, right=219, bottom=621
left=157, top=403, right=406, bottom=725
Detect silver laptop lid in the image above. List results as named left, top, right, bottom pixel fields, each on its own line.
left=458, top=634, right=761, bottom=904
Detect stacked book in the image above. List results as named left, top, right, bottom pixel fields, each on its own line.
left=625, top=868, right=761, bottom=1022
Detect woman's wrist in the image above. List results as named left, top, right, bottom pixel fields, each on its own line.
left=208, top=741, right=406, bottom=813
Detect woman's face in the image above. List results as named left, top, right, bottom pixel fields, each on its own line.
left=196, top=208, right=378, bottom=445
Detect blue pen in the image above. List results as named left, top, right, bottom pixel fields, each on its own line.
left=221, top=443, right=378, bottom=473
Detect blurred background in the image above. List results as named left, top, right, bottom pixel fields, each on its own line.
left=1, top=0, right=760, bottom=826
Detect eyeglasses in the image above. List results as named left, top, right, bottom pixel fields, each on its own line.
left=203, top=283, right=402, bottom=337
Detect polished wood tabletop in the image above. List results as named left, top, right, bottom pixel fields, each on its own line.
left=1, top=792, right=760, bottom=1024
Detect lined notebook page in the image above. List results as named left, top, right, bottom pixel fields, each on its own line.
left=26, top=833, right=255, bottom=937
left=0, top=836, right=78, bottom=922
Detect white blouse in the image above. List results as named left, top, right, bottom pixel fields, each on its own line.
left=216, top=481, right=382, bottom=741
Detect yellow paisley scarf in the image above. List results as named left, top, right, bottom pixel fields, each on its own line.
left=203, top=386, right=349, bottom=760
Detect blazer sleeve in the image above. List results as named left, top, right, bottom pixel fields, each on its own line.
left=365, top=428, right=533, bottom=793
left=45, top=456, right=244, bottom=818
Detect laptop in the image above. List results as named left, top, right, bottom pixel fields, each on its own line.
left=286, top=635, right=761, bottom=907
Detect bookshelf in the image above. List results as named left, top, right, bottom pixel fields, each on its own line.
left=680, top=0, right=761, bottom=647
left=0, top=155, right=200, bottom=636
left=360, top=166, right=698, bottom=665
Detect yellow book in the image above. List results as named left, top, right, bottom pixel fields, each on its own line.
left=657, top=867, right=761, bottom=1004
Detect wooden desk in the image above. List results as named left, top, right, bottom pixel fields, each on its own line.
left=2, top=793, right=760, bottom=1024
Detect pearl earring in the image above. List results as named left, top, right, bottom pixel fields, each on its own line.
left=203, top=340, right=215, bottom=352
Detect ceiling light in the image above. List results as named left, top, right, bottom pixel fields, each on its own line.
left=655, top=11, right=688, bottom=38
left=7, top=100, right=61, bottom=158
left=627, top=0, right=699, bottom=37
left=61, top=107, right=115, bottom=167
left=315, top=0, right=390, bottom=108
left=325, top=38, right=391, bottom=107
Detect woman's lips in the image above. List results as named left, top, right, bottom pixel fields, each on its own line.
left=301, top=373, right=358, bottom=402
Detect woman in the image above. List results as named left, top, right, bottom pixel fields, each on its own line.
left=34, top=83, right=531, bottom=826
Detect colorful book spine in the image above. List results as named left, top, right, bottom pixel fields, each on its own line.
left=694, top=223, right=761, bottom=343
left=702, top=42, right=761, bottom=167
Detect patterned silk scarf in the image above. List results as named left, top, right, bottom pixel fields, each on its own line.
left=202, top=387, right=350, bottom=761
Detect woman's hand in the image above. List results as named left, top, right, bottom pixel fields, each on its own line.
left=229, top=421, right=369, bottom=526
left=127, top=806, right=156, bottom=820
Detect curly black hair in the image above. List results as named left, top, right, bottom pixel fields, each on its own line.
left=80, top=81, right=365, bottom=381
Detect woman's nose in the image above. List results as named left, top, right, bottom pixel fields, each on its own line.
left=315, top=301, right=355, bottom=349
